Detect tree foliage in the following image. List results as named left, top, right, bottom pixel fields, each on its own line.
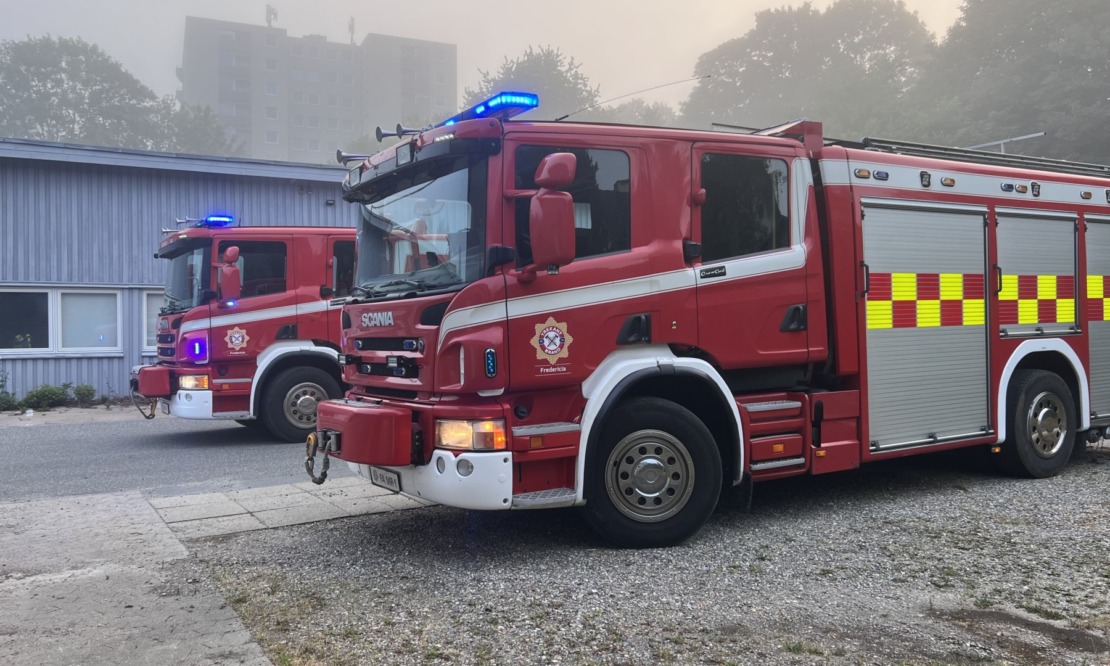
left=902, top=0, right=1110, bottom=162
left=682, top=0, right=935, bottom=139
left=464, top=46, right=599, bottom=121
left=0, top=35, right=239, bottom=155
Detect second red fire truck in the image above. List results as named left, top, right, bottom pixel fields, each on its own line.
left=308, top=92, right=1110, bottom=547
left=133, top=218, right=356, bottom=442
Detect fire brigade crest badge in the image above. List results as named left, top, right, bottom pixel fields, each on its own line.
left=225, top=327, right=250, bottom=351
left=533, top=317, right=574, bottom=365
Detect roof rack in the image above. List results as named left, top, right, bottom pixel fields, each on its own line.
left=860, top=137, right=1110, bottom=179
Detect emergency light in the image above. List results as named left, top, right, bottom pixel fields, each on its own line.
left=202, top=215, right=236, bottom=227
left=439, top=91, right=539, bottom=127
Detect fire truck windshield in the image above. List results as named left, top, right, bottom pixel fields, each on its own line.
left=160, top=239, right=211, bottom=314
left=354, top=155, right=488, bottom=298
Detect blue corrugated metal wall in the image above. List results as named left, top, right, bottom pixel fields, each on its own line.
left=0, top=148, right=361, bottom=400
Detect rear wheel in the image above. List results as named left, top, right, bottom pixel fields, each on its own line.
left=997, top=369, right=1075, bottom=478
left=262, top=367, right=342, bottom=443
left=582, top=397, right=722, bottom=548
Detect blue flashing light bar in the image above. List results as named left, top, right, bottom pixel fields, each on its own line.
left=438, top=91, right=539, bottom=128
left=201, top=215, right=235, bottom=228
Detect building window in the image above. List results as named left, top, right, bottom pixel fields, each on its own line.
left=265, top=131, right=279, bottom=144
left=292, top=138, right=306, bottom=151
left=326, top=117, right=338, bottom=130
left=340, top=119, right=353, bottom=131
left=265, top=106, right=279, bottom=120
left=700, top=154, right=791, bottom=262
left=325, top=71, right=338, bottom=84
left=265, top=82, right=279, bottom=96
left=234, top=103, right=250, bottom=117
left=341, top=72, right=354, bottom=86
left=434, top=72, right=446, bottom=85
left=291, top=90, right=304, bottom=103
left=265, top=57, right=278, bottom=71
left=0, top=289, right=122, bottom=354
left=265, top=33, right=278, bottom=47
left=0, top=291, right=49, bottom=350
left=234, top=79, right=250, bottom=91
left=293, top=115, right=305, bottom=127
left=143, top=292, right=162, bottom=351
left=233, top=53, right=251, bottom=67
left=307, top=45, right=319, bottom=58
left=308, top=139, right=320, bottom=151
left=60, top=292, right=119, bottom=349
left=327, top=94, right=337, bottom=107
left=308, top=116, right=319, bottom=128
left=341, top=50, right=352, bottom=62
left=307, top=70, right=320, bottom=83
left=326, top=47, right=338, bottom=60
left=513, top=146, right=631, bottom=266
left=341, top=96, right=353, bottom=108
left=307, top=93, right=319, bottom=105
left=292, top=44, right=303, bottom=57
left=434, top=95, right=446, bottom=108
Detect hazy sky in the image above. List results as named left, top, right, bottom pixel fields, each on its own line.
left=3, top=0, right=963, bottom=110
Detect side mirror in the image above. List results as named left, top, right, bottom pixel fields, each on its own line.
left=218, top=245, right=241, bottom=305
left=524, top=153, right=577, bottom=280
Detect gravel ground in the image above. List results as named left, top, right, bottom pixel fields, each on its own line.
left=174, top=444, right=1110, bottom=665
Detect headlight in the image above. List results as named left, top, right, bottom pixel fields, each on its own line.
left=435, top=419, right=507, bottom=451
left=179, top=375, right=210, bottom=390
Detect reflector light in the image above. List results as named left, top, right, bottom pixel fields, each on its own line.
left=1015, top=184, right=1029, bottom=194
left=1081, top=191, right=1093, bottom=200
left=854, top=168, right=872, bottom=179
left=437, top=91, right=540, bottom=127
left=1001, top=183, right=1015, bottom=192
left=940, top=177, right=956, bottom=187
left=873, top=171, right=889, bottom=181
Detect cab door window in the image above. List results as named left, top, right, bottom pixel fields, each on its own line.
left=700, top=154, right=790, bottom=262
left=218, top=241, right=287, bottom=297
left=332, top=240, right=355, bottom=297
left=513, top=146, right=631, bottom=266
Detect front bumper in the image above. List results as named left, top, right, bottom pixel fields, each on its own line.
left=167, top=390, right=215, bottom=419
left=319, top=398, right=513, bottom=510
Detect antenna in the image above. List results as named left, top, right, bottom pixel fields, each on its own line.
left=265, top=4, right=278, bottom=27
left=554, top=75, right=709, bottom=122
left=348, top=17, right=355, bottom=46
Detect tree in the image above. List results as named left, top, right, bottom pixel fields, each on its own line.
left=901, top=0, right=1110, bottom=162
left=464, top=46, right=600, bottom=121
left=603, top=99, right=679, bottom=127
left=0, top=35, right=237, bottom=155
left=682, top=0, right=935, bottom=139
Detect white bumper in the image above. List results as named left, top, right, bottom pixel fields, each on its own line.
left=349, top=449, right=513, bottom=510
left=165, top=390, right=215, bottom=419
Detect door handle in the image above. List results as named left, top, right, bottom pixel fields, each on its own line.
left=861, top=262, right=871, bottom=296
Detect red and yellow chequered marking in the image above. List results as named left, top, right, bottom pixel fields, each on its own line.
left=997, top=274, right=1075, bottom=326
left=867, top=273, right=985, bottom=329
left=1087, top=275, right=1110, bottom=321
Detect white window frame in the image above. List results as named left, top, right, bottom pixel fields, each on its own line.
left=0, top=287, right=123, bottom=357
left=143, top=291, right=164, bottom=354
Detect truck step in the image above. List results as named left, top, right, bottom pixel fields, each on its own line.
left=749, top=456, right=806, bottom=472
left=511, top=487, right=576, bottom=509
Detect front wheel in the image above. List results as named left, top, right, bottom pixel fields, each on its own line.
left=582, top=397, right=722, bottom=548
left=261, top=367, right=343, bottom=443
left=997, top=369, right=1075, bottom=478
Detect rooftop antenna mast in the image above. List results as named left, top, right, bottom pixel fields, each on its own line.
left=265, top=4, right=278, bottom=28
left=348, top=17, right=355, bottom=46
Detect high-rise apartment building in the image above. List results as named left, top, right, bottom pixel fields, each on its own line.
left=177, top=16, right=457, bottom=161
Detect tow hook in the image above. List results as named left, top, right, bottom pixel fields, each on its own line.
left=130, top=387, right=157, bottom=420
left=305, top=431, right=331, bottom=485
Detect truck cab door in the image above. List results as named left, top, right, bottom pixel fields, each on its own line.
left=692, top=143, right=817, bottom=379
left=327, top=237, right=356, bottom=343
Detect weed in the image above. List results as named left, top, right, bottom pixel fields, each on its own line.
left=1020, top=602, right=1066, bottom=621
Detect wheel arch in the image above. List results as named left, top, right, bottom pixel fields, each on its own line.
left=997, top=339, right=1090, bottom=442
left=575, top=346, right=743, bottom=505
left=250, top=342, right=344, bottom=417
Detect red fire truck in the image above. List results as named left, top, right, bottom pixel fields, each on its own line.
left=308, top=92, right=1110, bottom=547
left=132, top=218, right=356, bottom=442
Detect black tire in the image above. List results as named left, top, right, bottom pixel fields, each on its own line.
left=997, top=369, right=1075, bottom=478
left=581, top=397, right=722, bottom=548
left=261, top=367, right=342, bottom=443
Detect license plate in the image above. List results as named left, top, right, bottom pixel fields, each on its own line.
left=160, top=400, right=170, bottom=415
left=369, top=466, right=401, bottom=492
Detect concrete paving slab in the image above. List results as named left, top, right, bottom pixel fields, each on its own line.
left=309, top=482, right=396, bottom=501
left=373, top=493, right=430, bottom=510
left=253, top=502, right=349, bottom=528
left=233, top=490, right=327, bottom=513
left=0, top=492, right=269, bottom=666
left=291, top=475, right=367, bottom=492
left=148, top=491, right=233, bottom=510
left=225, top=484, right=308, bottom=501
left=156, top=497, right=248, bottom=523
left=168, top=513, right=268, bottom=539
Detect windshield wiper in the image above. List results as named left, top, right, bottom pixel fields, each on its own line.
left=367, top=279, right=428, bottom=297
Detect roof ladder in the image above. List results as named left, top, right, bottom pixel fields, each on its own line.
left=860, top=137, right=1110, bottom=179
